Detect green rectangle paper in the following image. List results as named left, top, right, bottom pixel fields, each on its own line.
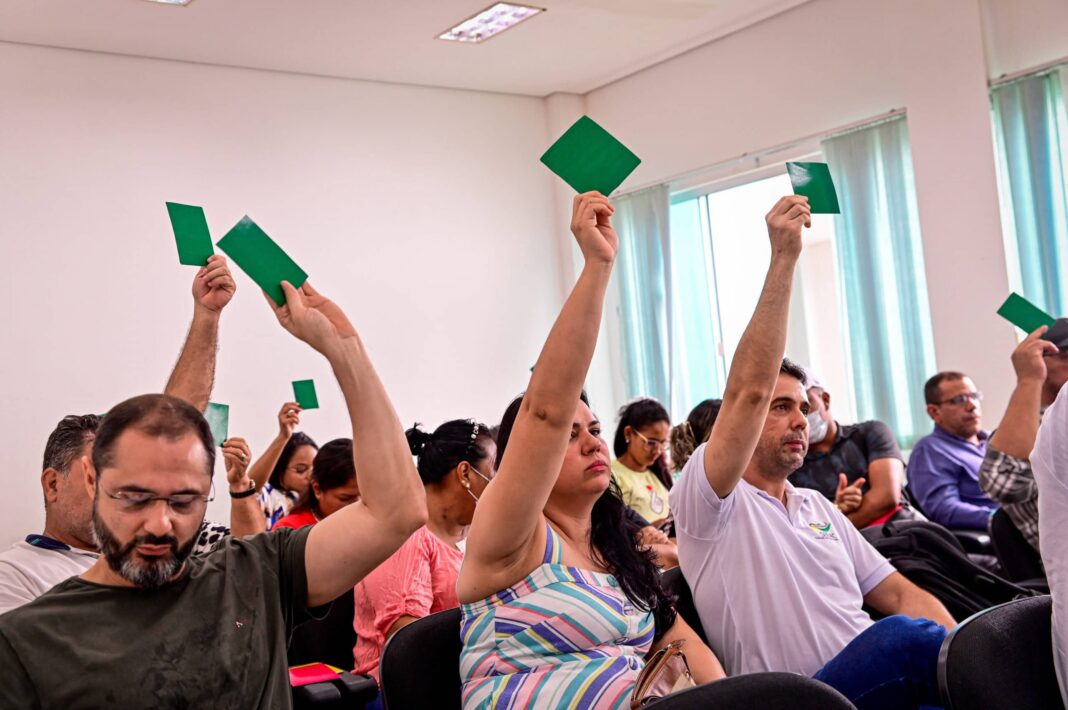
left=166, top=202, right=214, bottom=266
left=204, top=402, right=229, bottom=446
left=292, top=380, right=319, bottom=410
left=786, top=162, right=841, bottom=214
left=539, top=116, right=641, bottom=195
left=997, top=292, right=1056, bottom=333
left=216, top=216, right=308, bottom=306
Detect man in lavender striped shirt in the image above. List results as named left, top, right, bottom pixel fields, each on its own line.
left=908, top=372, right=998, bottom=530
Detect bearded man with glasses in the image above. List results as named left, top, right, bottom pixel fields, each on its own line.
left=908, top=371, right=999, bottom=531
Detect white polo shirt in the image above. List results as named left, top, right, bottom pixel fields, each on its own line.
left=1031, top=382, right=1068, bottom=705
left=670, top=443, right=895, bottom=676
left=0, top=540, right=97, bottom=616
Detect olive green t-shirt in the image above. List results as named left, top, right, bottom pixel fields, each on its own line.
left=0, top=526, right=313, bottom=709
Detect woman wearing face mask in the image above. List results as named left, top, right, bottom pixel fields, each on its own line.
left=612, top=398, right=674, bottom=529
left=272, top=439, right=361, bottom=530
left=248, top=402, right=318, bottom=528
left=457, top=193, right=725, bottom=709
left=352, top=419, right=495, bottom=689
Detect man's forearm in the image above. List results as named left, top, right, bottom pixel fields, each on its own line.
left=899, top=588, right=956, bottom=629
left=229, top=494, right=267, bottom=536
left=989, top=378, right=1043, bottom=459
left=164, top=308, right=220, bottom=411
left=726, top=256, right=797, bottom=397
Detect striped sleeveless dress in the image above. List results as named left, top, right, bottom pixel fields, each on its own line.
left=459, top=524, right=655, bottom=709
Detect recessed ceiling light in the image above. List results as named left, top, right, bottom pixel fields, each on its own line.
left=142, top=0, right=194, bottom=5
left=437, top=3, right=544, bottom=43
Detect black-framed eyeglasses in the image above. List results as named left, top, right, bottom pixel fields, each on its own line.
left=101, top=484, right=214, bottom=515
left=633, top=430, right=667, bottom=451
left=936, top=392, right=983, bottom=407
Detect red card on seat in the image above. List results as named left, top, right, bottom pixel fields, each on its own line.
left=289, top=662, right=341, bottom=687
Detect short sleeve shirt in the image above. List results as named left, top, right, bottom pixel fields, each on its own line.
left=611, top=459, right=671, bottom=523
left=790, top=421, right=903, bottom=500
left=353, top=526, right=463, bottom=678
left=669, top=443, right=894, bottom=676
left=0, top=527, right=314, bottom=709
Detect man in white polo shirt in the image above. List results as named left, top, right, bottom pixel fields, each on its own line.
left=671, top=195, right=955, bottom=709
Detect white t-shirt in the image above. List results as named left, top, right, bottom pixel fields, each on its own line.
left=670, top=443, right=895, bottom=676
left=0, top=541, right=97, bottom=616
left=1030, top=382, right=1068, bottom=705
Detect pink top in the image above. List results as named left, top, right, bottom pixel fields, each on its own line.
left=352, top=526, right=463, bottom=678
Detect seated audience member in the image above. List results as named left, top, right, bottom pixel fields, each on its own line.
left=272, top=438, right=361, bottom=530
left=980, top=322, right=1068, bottom=551
left=247, top=402, right=318, bottom=528
left=458, top=193, right=725, bottom=709
left=909, top=372, right=998, bottom=530
left=671, top=196, right=954, bottom=709
left=1030, top=379, right=1068, bottom=705
left=352, top=420, right=495, bottom=684
left=790, top=372, right=911, bottom=528
left=612, top=398, right=674, bottom=527
left=0, top=256, right=264, bottom=615
left=0, top=279, right=427, bottom=706
left=671, top=399, right=723, bottom=473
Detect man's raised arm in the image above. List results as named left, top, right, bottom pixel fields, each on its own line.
left=164, top=255, right=236, bottom=411
left=702, top=196, right=809, bottom=497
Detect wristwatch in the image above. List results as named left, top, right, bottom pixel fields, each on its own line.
left=229, top=481, right=257, bottom=499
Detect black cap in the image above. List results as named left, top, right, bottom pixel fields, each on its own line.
left=1041, top=318, right=1068, bottom=349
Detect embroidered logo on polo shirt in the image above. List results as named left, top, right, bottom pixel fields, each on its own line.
left=807, top=522, right=839, bottom=541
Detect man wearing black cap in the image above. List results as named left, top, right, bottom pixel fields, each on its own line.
left=979, top=322, right=1068, bottom=551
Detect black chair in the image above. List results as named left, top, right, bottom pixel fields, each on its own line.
left=288, top=590, right=357, bottom=671
left=903, top=483, right=992, bottom=554
left=379, top=606, right=857, bottom=709
left=660, top=566, right=708, bottom=645
left=645, top=672, right=855, bottom=709
left=938, top=595, right=1063, bottom=709
left=990, top=508, right=1046, bottom=585
left=292, top=672, right=379, bottom=710
left=379, top=607, right=462, bottom=710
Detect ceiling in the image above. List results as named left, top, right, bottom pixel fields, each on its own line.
left=0, top=0, right=810, bottom=96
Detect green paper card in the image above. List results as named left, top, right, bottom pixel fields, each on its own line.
left=540, top=115, right=641, bottom=195
left=292, top=380, right=319, bottom=410
left=997, top=292, right=1056, bottom=333
left=166, top=202, right=214, bottom=266
left=216, top=216, right=308, bottom=306
left=204, top=402, right=229, bottom=446
left=786, top=162, right=841, bottom=214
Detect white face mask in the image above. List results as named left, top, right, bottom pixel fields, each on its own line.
left=807, top=410, right=829, bottom=445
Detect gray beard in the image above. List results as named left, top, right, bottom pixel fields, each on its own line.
left=91, top=510, right=196, bottom=590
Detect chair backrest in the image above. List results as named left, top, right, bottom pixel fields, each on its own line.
left=938, top=595, right=1063, bottom=710
left=644, top=672, right=856, bottom=709
left=660, top=566, right=708, bottom=645
left=287, top=589, right=357, bottom=671
left=379, top=607, right=463, bottom=710
left=989, top=507, right=1045, bottom=583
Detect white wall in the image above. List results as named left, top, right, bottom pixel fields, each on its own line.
left=0, top=42, right=563, bottom=545
left=584, top=0, right=1068, bottom=432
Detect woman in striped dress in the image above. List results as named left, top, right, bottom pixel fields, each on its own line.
left=457, top=193, right=725, bottom=709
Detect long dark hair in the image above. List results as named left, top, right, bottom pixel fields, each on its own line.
left=268, top=432, right=318, bottom=492
left=496, top=392, right=676, bottom=637
left=406, top=419, right=493, bottom=485
left=291, top=438, right=355, bottom=515
left=613, top=398, right=673, bottom=490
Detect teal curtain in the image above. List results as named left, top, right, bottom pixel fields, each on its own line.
left=668, top=197, right=724, bottom=414
left=992, top=70, right=1068, bottom=316
left=615, top=186, right=672, bottom=406
left=822, top=116, right=936, bottom=447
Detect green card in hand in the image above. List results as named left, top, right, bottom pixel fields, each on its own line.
left=204, top=402, right=229, bottom=447
left=786, top=162, right=841, bottom=214
left=292, top=380, right=319, bottom=410
left=540, top=116, right=641, bottom=195
left=216, top=216, right=308, bottom=306
left=166, top=202, right=214, bottom=266
left=997, top=292, right=1056, bottom=333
